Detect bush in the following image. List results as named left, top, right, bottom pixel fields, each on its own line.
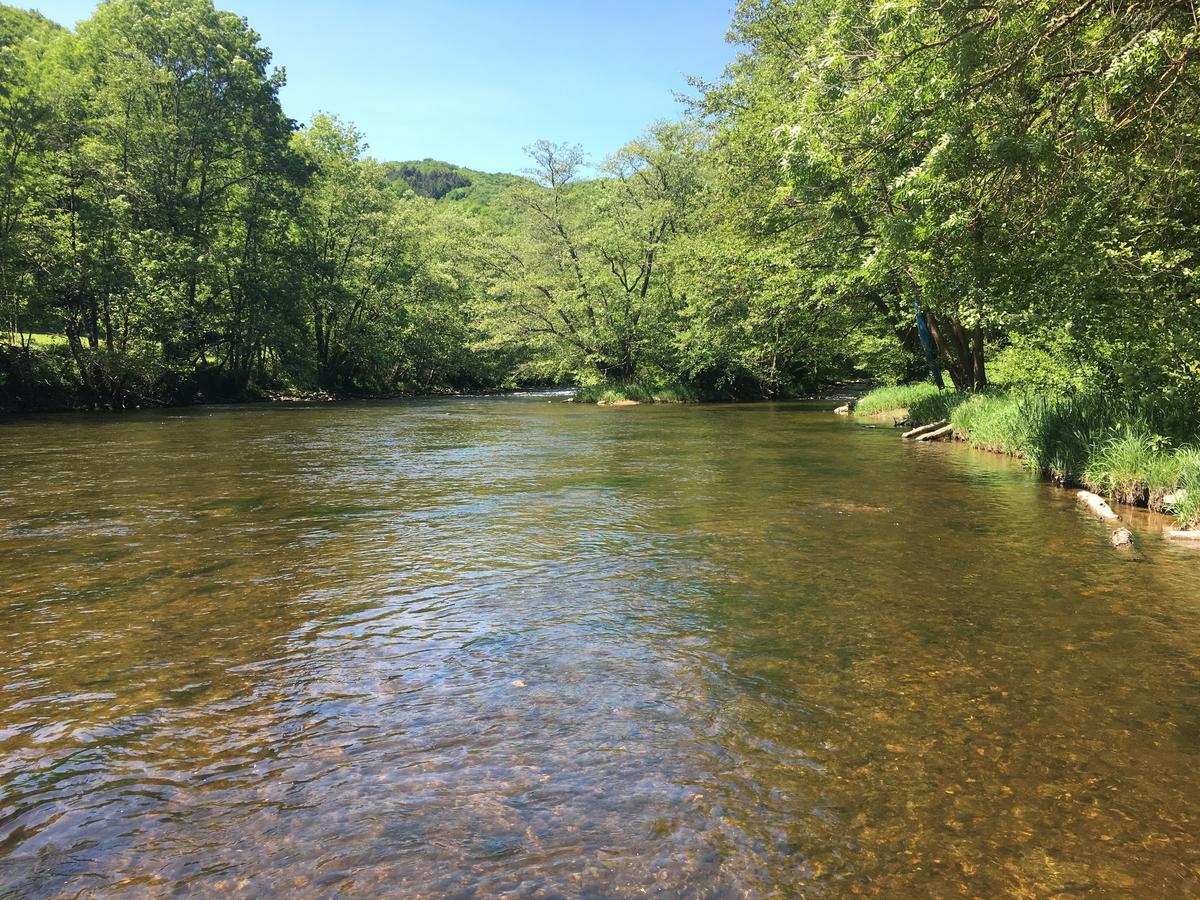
left=0, top=343, right=81, bottom=411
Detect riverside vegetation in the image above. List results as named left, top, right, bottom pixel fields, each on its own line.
left=2, top=3, right=1199, bottom=437
left=855, top=383, right=1200, bottom=530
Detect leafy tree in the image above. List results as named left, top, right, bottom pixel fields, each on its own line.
left=470, top=125, right=701, bottom=383
left=10, top=0, right=300, bottom=405
left=700, top=0, right=1200, bottom=395
left=291, top=115, right=483, bottom=392
left=6, top=0, right=1200, bottom=410
left=0, top=6, right=60, bottom=347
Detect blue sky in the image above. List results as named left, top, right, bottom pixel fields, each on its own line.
left=28, top=0, right=739, bottom=174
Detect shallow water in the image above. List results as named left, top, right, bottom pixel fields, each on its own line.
left=2, top=396, right=1199, bottom=896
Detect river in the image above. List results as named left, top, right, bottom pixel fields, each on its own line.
left=2, top=395, right=1199, bottom=895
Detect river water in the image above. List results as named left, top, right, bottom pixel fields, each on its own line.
left=1, top=396, right=1199, bottom=896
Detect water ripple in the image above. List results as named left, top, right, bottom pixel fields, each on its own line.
left=2, top=397, right=1200, bottom=895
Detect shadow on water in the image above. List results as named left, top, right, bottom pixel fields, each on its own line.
left=1, top=396, right=1199, bottom=895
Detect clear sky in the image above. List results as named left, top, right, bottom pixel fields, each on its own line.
left=26, top=0, right=739, bottom=174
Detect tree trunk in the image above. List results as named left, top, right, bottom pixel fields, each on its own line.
left=926, top=311, right=987, bottom=391
left=971, top=324, right=987, bottom=391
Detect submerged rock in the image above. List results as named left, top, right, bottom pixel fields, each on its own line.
left=1110, top=528, right=1134, bottom=549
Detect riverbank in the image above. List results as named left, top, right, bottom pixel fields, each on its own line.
left=0, top=382, right=563, bottom=417
left=0, top=340, right=515, bottom=416
left=852, top=384, right=1200, bottom=532
left=574, top=380, right=699, bottom=405
left=575, top=379, right=870, bottom=406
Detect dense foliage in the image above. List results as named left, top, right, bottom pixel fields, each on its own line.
left=0, top=1, right=497, bottom=408
left=691, top=0, right=1200, bottom=400
left=3, top=0, right=1199, bottom=412
left=473, top=0, right=1200, bottom=403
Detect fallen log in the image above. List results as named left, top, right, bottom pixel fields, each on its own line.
left=902, top=420, right=949, bottom=440
left=1077, top=490, right=1119, bottom=521
left=914, top=424, right=955, bottom=442
left=1165, top=529, right=1200, bottom=541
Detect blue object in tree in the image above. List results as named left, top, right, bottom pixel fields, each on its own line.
left=913, top=300, right=945, bottom=390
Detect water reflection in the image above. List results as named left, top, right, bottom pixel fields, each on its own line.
left=2, top=398, right=1199, bottom=895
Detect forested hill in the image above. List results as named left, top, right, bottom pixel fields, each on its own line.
left=382, top=160, right=527, bottom=211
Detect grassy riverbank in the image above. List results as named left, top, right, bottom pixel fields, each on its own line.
left=574, top=380, right=699, bottom=405
left=856, top=384, right=1200, bottom=529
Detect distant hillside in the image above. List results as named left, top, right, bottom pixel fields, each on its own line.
left=381, top=159, right=527, bottom=212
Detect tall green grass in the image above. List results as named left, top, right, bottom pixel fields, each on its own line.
left=951, top=393, right=1125, bottom=484
left=855, top=383, right=1200, bottom=527
left=1171, top=449, right=1200, bottom=529
left=1084, top=429, right=1175, bottom=507
left=945, top=392, right=1032, bottom=453
left=907, top=390, right=971, bottom=426
left=853, top=382, right=943, bottom=416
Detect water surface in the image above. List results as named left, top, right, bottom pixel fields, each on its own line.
left=2, top=396, right=1199, bottom=895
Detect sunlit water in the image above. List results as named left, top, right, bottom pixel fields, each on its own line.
left=2, top=396, right=1199, bottom=896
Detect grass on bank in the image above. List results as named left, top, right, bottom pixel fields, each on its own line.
left=855, top=383, right=1200, bottom=528
left=852, top=382, right=943, bottom=416
left=575, top=380, right=698, bottom=405
left=3, top=332, right=66, bottom=348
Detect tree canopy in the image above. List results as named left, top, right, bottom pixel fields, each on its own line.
left=3, top=0, right=1199, bottom=410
